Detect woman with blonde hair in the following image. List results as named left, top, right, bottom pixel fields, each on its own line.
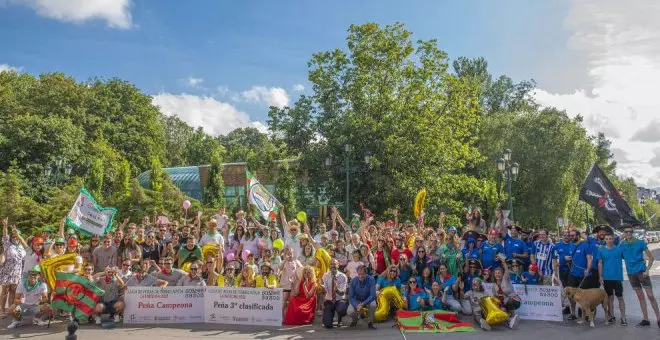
left=234, top=265, right=255, bottom=288
left=283, top=266, right=318, bottom=325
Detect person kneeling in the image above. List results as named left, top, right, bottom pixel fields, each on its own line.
left=93, top=266, right=125, bottom=324
left=7, top=266, right=50, bottom=329
left=347, top=265, right=377, bottom=329
left=491, top=259, right=521, bottom=329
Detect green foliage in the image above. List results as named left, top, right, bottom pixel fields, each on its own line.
left=113, top=160, right=131, bottom=200
left=150, top=157, right=164, bottom=192
left=204, top=150, right=226, bottom=208
left=275, top=161, right=297, bottom=212
left=87, top=158, right=104, bottom=200
left=0, top=166, right=44, bottom=231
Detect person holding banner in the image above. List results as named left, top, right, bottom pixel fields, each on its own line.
left=177, top=261, right=206, bottom=286
left=255, top=262, right=278, bottom=288
left=283, top=265, right=318, bottom=325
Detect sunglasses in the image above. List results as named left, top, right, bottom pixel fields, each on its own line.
left=190, top=267, right=199, bottom=271
left=399, top=258, right=406, bottom=261
left=55, top=243, right=65, bottom=246
left=227, top=267, right=235, bottom=271
left=148, top=235, right=155, bottom=238
left=122, top=264, right=131, bottom=267
left=164, top=262, right=173, bottom=265
left=409, top=281, right=417, bottom=284
left=389, top=269, right=397, bottom=273
left=85, top=268, right=93, bottom=272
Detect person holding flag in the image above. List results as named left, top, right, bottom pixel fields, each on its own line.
left=6, top=265, right=49, bottom=329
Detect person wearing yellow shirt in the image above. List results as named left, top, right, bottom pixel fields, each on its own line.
left=256, top=262, right=278, bottom=288
left=234, top=265, right=255, bottom=288
left=217, top=262, right=237, bottom=287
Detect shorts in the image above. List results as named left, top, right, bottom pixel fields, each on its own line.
left=103, top=300, right=118, bottom=314
left=283, top=289, right=291, bottom=293
left=16, top=304, right=41, bottom=319
left=628, top=272, right=652, bottom=289
left=602, top=280, right=623, bottom=297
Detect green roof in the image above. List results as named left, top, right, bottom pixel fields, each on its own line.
left=137, top=166, right=203, bottom=201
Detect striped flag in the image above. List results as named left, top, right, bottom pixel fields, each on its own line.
left=246, top=170, right=280, bottom=222
left=51, top=272, right=104, bottom=320
left=396, top=310, right=474, bottom=333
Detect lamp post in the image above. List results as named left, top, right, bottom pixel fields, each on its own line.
left=44, top=158, right=73, bottom=186
left=325, top=145, right=373, bottom=219
left=497, top=148, right=520, bottom=221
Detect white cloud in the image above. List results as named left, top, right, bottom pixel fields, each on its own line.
left=0, top=63, right=23, bottom=73
left=6, top=0, right=132, bottom=29
left=533, top=0, right=660, bottom=187
left=152, top=93, right=267, bottom=136
left=186, top=77, right=204, bottom=88
left=234, top=86, right=289, bottom=109
left=292, top=84, right=305, bottom=92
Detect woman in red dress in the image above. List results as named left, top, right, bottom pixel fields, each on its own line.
left=283, top=265, right=317, bottom=325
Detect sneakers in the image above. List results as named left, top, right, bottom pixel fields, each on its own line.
left=32, top=318, right=48, bottom=326
left=113, top=314, right=121, bottom=323
left=607, top=317, right=616, bottom=324
left=349, top=320, right=358, bottom=327
left=567, top=315, right=578, bottom=321
left=508, top=315, right=520, bottom=329
left=7, top=321, right=22, bottom=329
left=479, top=318, right=491, bottom=331
left=562, top=306, right=571, bottom=315
left=621, top=318, right=627, bottom=326
left=367, top=322, right=376, bottom=329
left=95, top=316, right=102, bottom=325
left=637, top=320, right=650, bottom=327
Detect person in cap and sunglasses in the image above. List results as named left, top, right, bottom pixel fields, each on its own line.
left=255, top=262, right=278, bottom=289
left=6, top=265, right=49, bottom=329
left=177, top=260, right=206, bottom=286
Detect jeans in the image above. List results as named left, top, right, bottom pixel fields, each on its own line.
left=347, top=301, right=377, bottom=324
left=444, top=295, right=462, bottom=313
left=322, top=300, right=348, bottom=328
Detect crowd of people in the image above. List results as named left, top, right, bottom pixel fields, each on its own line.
left=0, top=205, right=658, bottom=331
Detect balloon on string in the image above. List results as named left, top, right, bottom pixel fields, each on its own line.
left=272, top=239, right=284, bottom=250
left=182, top=200, right=191, bottom=210
left=225, top=252, right=235, bottom=262
left=296, top=211, right=307, bottom=222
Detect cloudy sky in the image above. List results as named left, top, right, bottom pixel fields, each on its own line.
left=1, top=0, right=658, bottom=187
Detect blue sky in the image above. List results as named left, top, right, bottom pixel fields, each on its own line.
left=2, top=0, right=660, bottom=187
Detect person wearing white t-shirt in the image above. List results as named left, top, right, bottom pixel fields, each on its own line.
left=7, top=266, right=49, bottom=329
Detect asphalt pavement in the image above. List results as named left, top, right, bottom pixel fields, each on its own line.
left=2, top=244, right=659, bottom=340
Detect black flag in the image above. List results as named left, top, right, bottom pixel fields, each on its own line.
left=579, top=163, right=640, bottom=228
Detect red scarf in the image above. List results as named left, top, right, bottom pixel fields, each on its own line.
left=105, top=275, right=112, bottom=284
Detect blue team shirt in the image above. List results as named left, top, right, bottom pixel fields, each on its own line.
left=598, top=246, right=624, bottom=281
left=509, top=273, right=523, bottom=284
left=399, top=265, right=412, bottom=284
left=407, top=290, right=429, bottom=311
left=570, top=241, right=592, bottom=277
left=376, top=276, right=401, bottom=290
left=619, top=239, right=648, bottom=274
left=504, top=235, right=529, bottom=260
left=481, top=242, right=504, bottom=269
left=521, top=272, right=541, bottom=285
left=553, top=241, right=574, bottom=269
left=436, top=275, right=457, bottom=296
left=462, top=248, right=480, bottom=260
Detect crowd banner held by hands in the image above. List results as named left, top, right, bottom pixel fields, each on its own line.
left=579, top=163, right=640, bottom=228
left=205, top=287, right=283, bottom=326
left=246, top=170, right=280, bottom=222
left=483, top=283, right=562, bottom=322
left=123, top=287, right=205, bottom=324
left=66, top=187, right=117, bottom=236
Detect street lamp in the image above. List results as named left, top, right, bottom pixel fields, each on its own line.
left=45, top=158, right=73, bottom=186
left=497, top=149, right=520, bottom=221
left=325, top=145, right=372, bottom=219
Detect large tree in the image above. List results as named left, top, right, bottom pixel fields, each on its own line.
left=268, top=23, right=495, bottom=220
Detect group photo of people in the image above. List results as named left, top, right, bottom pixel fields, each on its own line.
left=2, top=200, right=658, bottom=332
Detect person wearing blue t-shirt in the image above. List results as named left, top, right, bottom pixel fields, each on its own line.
left=480, top=229, right=504, bottom=270
left=620, top=226, right=659, bottom=328
left=376, top=265, right=401, bottom=292
left=521, top=264, right=541, bottom=285
left=598, top=233, right=626, bottom=326
left=553, top=230, right=575, bottom=286
left=566, top=229, right=593, bottom=321
left=507, top=259, right=524, bottom=284
left=502, top=225, right=529, bottom=267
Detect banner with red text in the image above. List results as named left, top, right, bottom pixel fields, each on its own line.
left=123, top=286, right=205, bottom=324
left=204, top=286, right=283, bottom=326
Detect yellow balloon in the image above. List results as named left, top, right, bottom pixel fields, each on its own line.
left=480, top=296, right=509, bottom=325
left=374, top=286, right=405, bottom=322
left=181, top=262, right=192, bottom=273
left=296, top=211, right=307, bottom=222
left=314, top=248, right=331, bottom=281
left=202, top=244, right=219, bottom=261
left=407, top=235, right=415, bottom=250
left=40, top=253, right=77, bottom=292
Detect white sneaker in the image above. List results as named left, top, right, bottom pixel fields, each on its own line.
left=508, top=315, right=520, bottom=329
left=479, top=318, right=491, bottom=331
left=7, top=321, right=22, bottom=329
left=95, top=316, right=102, bottom=325
left=113, top=314, right=121, bottom=323
left=32, top=318, right=48, bottom=326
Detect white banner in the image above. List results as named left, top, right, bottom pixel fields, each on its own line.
left=204, top=286, right=283, bottom=326
left=482, top=283, right=562, bottom=322
left=66, top=188, right=116, bottom=236
left=123, top=287, right=205, bottom=324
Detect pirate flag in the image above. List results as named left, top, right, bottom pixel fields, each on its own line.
left=579, top=163, right=640, bottom=228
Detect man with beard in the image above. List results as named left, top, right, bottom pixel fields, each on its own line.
left=391, top=234, right=413, bottom=265
left=321, top=259, right=348, bottom=329
left=501, top=224, right=529, bottom=269
left=553, top=229, right=575, bottom=314
left=566, top=229, right=593, bottom=321
left=125, top=260, right=167, bottom=287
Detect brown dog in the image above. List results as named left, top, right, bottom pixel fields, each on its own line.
left=564, top=287, right=609, bottom=327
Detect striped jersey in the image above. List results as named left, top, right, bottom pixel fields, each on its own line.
left=531, top=240, right=555, bottom=275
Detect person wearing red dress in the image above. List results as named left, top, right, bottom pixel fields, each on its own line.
left=283, top=266, right=318, bottom=325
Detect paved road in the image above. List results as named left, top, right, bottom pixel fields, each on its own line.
left=2, top=244, right=659, bottom=340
